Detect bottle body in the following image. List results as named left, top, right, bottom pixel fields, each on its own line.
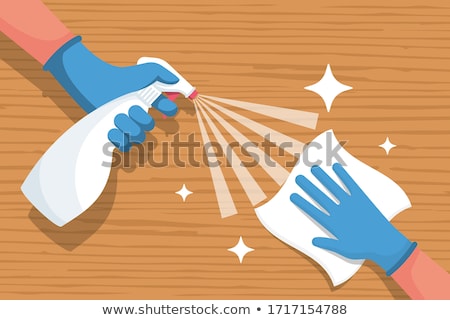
left=21, top=93, right=146, bottom=227
left=21, top=56, right=197, bottom=227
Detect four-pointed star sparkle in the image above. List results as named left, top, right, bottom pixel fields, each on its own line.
left=305, top=64, right=352, bottom=112
left=175, top=184, right=193, bottom=202
left=228, top=236, right=254, bottom=264
left=379, top=137, right=397, bottom=155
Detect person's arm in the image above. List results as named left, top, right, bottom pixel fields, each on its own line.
left=391, top=247, right=450, bottom=299
left=290, top=163, right=450, bottom=299
left=0, top=0, right=74, bottom=65
left=1, top=0, right=181, bottom=152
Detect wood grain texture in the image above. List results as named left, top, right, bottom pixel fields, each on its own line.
left=0, top=0, right=449, bottom=299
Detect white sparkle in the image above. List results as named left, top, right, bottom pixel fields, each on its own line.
left=379, top=137, right=397, bottom=155
left=304, top=64, right=352, bottom=112
left=175, top=184, right=193, bottom=202
left=227, top=236, right=254, bottom=264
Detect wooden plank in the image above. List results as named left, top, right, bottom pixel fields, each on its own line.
left=0, top=0, right=449, bottom=299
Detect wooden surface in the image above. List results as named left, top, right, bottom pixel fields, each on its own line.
left=1, top=0, right=449, bottom=299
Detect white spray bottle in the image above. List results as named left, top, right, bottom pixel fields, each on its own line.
left=21, top=57, right=198, bottom=227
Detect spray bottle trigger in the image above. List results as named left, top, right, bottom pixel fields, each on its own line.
left=160, top=92, right=179, bottom=119
left=165, top=92, right=180, bottom=101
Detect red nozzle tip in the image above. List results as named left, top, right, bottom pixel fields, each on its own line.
left=189, top=90, right=199, bottom=100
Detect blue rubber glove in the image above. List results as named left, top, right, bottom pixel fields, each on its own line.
left=43, top=36, right=179, bottom=152
left=290, top=163, right=417, bottom=276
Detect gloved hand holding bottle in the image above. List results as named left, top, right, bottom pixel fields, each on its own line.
left=1, top=0, right=179, bottom=152
left=2, top=0, right=198, bottom=227
left=290, top=163, right=450, bottom=299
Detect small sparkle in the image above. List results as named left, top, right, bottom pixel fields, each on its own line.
left=175, top=184, right=193, bottom=202
left=379, top=137, right=397, bottom=155
left=228, top=236, right=254, bottom=264
left=304, top=64, right=352, bottom=112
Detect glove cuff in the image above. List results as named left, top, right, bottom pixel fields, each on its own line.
left=43, top=35, right=82, bottom=71
left=42, top=36, right=97, bottom=113
left=385, top=241, right=418, bottom=276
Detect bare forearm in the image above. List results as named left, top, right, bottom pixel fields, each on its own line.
left=0, top=0, right=74, bottom=64
left=392, top=247, right=450, bottom=299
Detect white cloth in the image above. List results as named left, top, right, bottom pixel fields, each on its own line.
left=255, top=129, right=411, bottom=286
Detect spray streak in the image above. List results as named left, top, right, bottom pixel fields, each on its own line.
left=197, top=99, right=267, bottom=206
left=198, top=96, right=305, bottom=156
left=193, top=94, right=319, bottom=217
left=193, top=99, right=237, bottom=218
left=199, top=101, right=289, bottom=186
left=201, top=95, right=318, bottom=130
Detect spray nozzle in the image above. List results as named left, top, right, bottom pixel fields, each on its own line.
left=136, top=57, right=198, bottom=105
